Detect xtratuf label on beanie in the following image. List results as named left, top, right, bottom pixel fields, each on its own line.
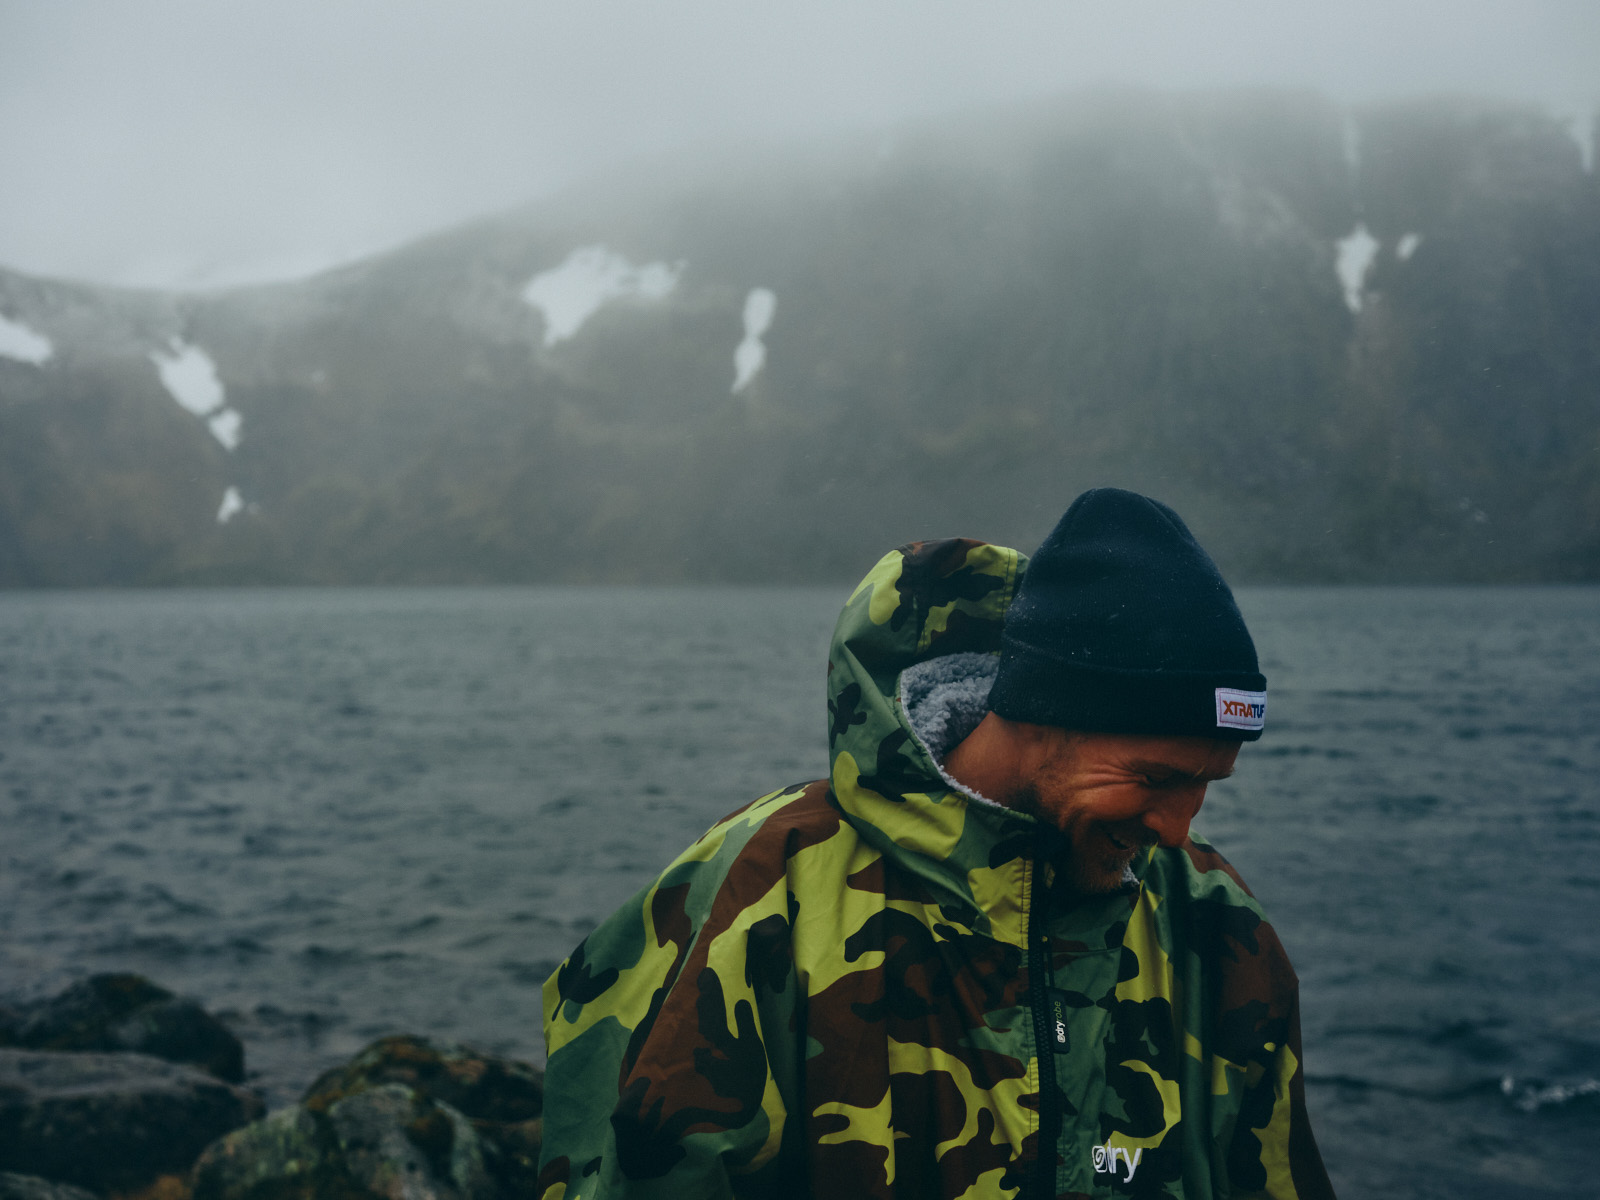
left=1215, top=688, right=1267, bottom=731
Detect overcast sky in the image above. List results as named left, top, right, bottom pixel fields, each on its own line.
left=2, top=0, right=1596, bottom=290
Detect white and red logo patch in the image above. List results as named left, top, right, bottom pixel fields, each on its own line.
left=1215, top=687, right=1267, bottom=731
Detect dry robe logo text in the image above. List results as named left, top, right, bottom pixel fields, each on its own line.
left=1092, top=1143, right=1143, bottom=1182
left=1215, top=687, right=1266, bottom=731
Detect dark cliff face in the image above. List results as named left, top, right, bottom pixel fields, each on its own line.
left=1, top=89, right=1596, bottom=586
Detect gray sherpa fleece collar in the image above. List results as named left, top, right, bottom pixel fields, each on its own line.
left=898, top=652, right=1005, bottom=809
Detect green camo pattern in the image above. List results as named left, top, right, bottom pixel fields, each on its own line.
left=540, top=538, right=1334, bottom=1199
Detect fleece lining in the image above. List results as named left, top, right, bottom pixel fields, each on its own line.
left=899, top=653, right=1005, bottom=809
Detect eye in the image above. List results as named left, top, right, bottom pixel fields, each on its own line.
left=1139, top=771, right=1194, bottom=790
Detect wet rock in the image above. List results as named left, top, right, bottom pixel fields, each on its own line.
left=188, top=1106, right=339, bottom=1200
left=0, top=1049, right=264, bottom=1195
left=302, top=1036, right=542, bottom=1196
left=329, top=1084, right=494, bottom=1200
left=3, top=975, right=244, bottom=1083
left=192, top=1037, right=542, bottom=1200
left=192, top=1086, right=495, bottom=1200
left=0, top=1174, right=99, bottom=1200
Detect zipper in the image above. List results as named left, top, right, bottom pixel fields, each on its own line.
left=1029, top=830, right=1060, bottom=1200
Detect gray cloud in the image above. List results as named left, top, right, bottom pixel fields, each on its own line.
left=2, top=0, right=1595, bottom=288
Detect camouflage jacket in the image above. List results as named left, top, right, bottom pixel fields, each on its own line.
left=540, top=539, right=1334, bottom=1199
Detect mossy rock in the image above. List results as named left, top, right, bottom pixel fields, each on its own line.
left=302, top=1036, right=541, bottom=1124
left=302, top=1036, right=542, bottom=1196
left=191, top=1086, right=494, bottom=1200
left=189, top=1107, right=349, bottom=1200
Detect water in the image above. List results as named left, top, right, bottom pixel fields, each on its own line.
left=1, top=585, right=1596, bottom=1198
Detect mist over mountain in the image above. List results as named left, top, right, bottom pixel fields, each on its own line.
left=2, top=89, right=1596, bottom=586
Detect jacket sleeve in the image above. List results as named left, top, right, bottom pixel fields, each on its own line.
left=538, top=799, right=805, bottom=1200
left=1223, top=949, right=1337, bottom=1200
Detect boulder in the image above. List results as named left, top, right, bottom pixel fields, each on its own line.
left=0, top=1049, right=264, bottom=1195
left=0, top=1174, right=99, bottom=1200
left=191, top=1086, right=495, bottom=1200
left=2, top=975, right=244, bottom=1083
left=302, top=1036, right=542, bottom=1196
left=192, top=1036, right=544, bottom=1200
left=187, top=1106, right=339, bottom=1200
left=328, top=1084, right=494, bottom=1200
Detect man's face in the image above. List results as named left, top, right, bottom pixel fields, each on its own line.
left=1014, top=730, right=1241, bottom=893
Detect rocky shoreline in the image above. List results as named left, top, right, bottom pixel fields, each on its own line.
left=0, top=975, right=543, bottom=1200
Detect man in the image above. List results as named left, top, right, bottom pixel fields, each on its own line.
left=539, top=489, right=1334, bottom=1199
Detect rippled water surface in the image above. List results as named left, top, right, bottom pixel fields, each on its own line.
left=2, top=585, right=1597, bottom=1198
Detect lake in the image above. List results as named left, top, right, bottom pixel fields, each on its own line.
left=2, top=585, right=1596, bottom=1197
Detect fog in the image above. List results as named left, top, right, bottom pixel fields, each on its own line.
left=1, top=0, right=1596, bottom=289
left=3, top=9, right=1599, bottom=1198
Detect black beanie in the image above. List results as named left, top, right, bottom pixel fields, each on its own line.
left=987, top=488, right=1267, bottom=741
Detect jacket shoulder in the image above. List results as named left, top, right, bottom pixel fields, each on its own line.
left=540, top=780, right=853, bottom=1195
left=714, top=777, right=844, bottom=846
left=543, top=779, right=846, bottom=1029
left=1153, top=835, right=1293, bottom=965
left=1176, top=833, right=1261, bottom=901
left=678, top=778, right=851, bottom=893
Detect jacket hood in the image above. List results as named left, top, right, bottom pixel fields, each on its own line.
left=827, top=537, right=1109, bottom=935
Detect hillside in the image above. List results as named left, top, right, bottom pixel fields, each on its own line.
left=1, top=88, right=1597, bottom=585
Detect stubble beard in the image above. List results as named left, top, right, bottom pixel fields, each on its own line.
left=1067, top=828, right=1139, bottom=894
left=1011, top=783, right=1140, bottom=896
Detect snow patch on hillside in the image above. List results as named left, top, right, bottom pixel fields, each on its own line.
left=0, top=313, right=53, bottom=364
left=151, top=338, right=225, bottom=415
left=1396, top=233, right=1422, bottom=261
left=1335, top=224, right=1379, bottom=312
left=208, top=409, right=242, bottom=451
left=732, top=288, right=776, bottom=393
left=522, top=246, right=682, bottom=346
left=150, top=338, right=242, bottom=449
left=217, top=486, right=244, bottom=523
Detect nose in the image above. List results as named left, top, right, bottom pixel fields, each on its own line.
left=1141, top=787, right=1206, bottom=848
